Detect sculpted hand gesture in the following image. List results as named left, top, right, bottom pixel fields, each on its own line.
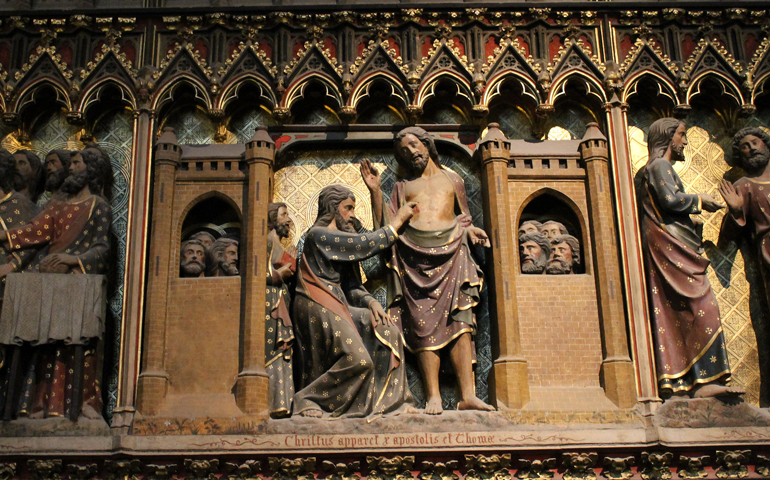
left=369, top=299, right=393, bottom=326
left=699, top=193, right=725, bottom=213
left=467, top=226, right=491, bottom=248
left=391, top=201, right=418, bottom=231
left=718, top=180, right=744, bottom=216
left=360, top=159, right=381, bottom=193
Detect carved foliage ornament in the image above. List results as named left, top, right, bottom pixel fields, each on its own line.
left=147, top=464, right=178, bottom=480
left=28, top=459, right=64, bottom=480
left=678, top=456, right=709, bottom=479
left=0, top=464, right=16, bottom=480
left=715, top=451, right=750, bottom=479
left=367, top=456, right=415, bottom=480
left=184, top=459, right=220, bottom=480
left=418, top=38, right=471, bottom=76
left=323, top=461, right=360, bottom=480
left=516, top=459, right=556, bottom=480
left=640, top=453, right=674, bottom=480
left=420, top=461, right=459, bottom=480
left=225, top=461, right=261, bottom=480
left=562, top=453, right=598, bottom=480
left=601, top=457, right=635, bottom=480
left=351, top=40, right=408, bottom=76
left=619, top=37, right=677, bottom=77
left=269, top=457, right=316, bottom=480
left=466, top=454, right=511, bottom=480
left=154, top=43, right=213, bottom=80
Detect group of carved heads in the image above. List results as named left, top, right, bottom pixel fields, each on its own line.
left=180, top=233, right=239, bottom=278
left=518, top=220, right=581, bottom=275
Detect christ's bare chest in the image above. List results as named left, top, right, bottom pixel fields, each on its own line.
left=403, top=173, right=457, bottom=231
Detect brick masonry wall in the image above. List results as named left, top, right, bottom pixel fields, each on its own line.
left=508, top=178, right=602, bottom=388
left=166, top=276, right=242, bottom=396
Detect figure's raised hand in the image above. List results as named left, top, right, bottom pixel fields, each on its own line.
left=718, top=180, right=743, bottom=216
left=699, top=193, right=724, bottom=213
left=360, top=159, right=381, bottom=193
left=467, top=226, right=491, bottom=248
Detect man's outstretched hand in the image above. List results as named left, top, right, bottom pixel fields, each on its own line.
left=467, top=226, right=491, bottom=247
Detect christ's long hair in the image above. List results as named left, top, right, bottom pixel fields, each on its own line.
left=394, top=126, right=442, bottom=174
left=647, top=118, right=683, bottom=163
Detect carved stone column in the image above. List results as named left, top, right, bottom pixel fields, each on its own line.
left=235, top=126, right=274, bottom=415
left=478, top=123, right=529, bottom=409
left=604, top=96, right=660, bottom=412
left=112, top=109, right=156, bottom=430
left=135, top=127, right=181, bottom=416
left=580, top=122, right=637, bottom=409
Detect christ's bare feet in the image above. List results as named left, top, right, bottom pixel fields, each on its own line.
left=458, top=396, right=495, bottom=411
left=299, top=409, right=323, bottom=418
left=424, top=397, right=443, bottom=415
left=693, top=384, right=745, bottom=402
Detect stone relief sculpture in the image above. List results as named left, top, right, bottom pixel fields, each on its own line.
left=519, top=232, right=550, bottom=274
left=292, top=184, right=417, bottom=418
left=189, top=231, right=215, bottom=251
left=639, top=118, right=743, bottom=400
left=361, top=126, right=494, bottom=414
left=0, top=145, right=113, bottom=420
left=12, top=149, right=44, bottom=204
left=206, top=238, right=239, bottom=277
left=540, top=221, right=568, bottom=241
left=43, top=149, right=73, bottom=199
left=179, top=240, right=206, bottom=278
left=546, top=234, right=581, bottom=275
left=719, top=128, right=770, bottom=308
left=266, top=202, right=296, bottom=418
left=518, top=220, right=542, bottom=236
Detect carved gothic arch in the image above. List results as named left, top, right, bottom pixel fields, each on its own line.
left=216, top=76, right=277, bottom=112
left=282, top=73, right=343, bottom=112
left=483, top=71, right=541, bottom=108
left=153, top=76, right=213, bottom=113
left=549, top=71, right=607, bottom=106
left=178, top=190, right=244, bottom=230
left=416, top=71, right=474, bottom=110
left=622, top=71, right=678, bottom=105
left=348, top=72, right=409, bottom=111
left=686, top=71, right=745, bottom=107
left=78, top=77, right=137, bottom=114
left=516, top=186, right=591, bottom=274
left=13, top=77, right=72, bottom=115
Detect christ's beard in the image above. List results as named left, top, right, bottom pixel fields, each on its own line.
left=671, top=143, right=685, bottom=161
left=743, top=150, right=770, bottom=173
left=46, top=169, right=67, bottom=192
left=61, top=170, right=88, bottom=194
left=335, top=211, right=359, bottom=233
left=181, top=259, right=204, bottom=276
left=521, top=255, right=547, bottom=274
left=546, top=258, right=572, bottom=275
left=411, top=156, right=428, bottom=175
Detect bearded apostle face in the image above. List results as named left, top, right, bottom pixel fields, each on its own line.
left=335, top=197, right=359, bottom=233
left=44, top=151, right=71, bottom=192
left=60, top=153, right=89, bottom=194
left=546, top=234, right=581, bottom=275
left=207, top=238, right=240, bottom=276
left=223, top=244, right=238, bottom=272
left=180, top=240, right=206, bottom=277
left=738, top=134, right=770, bottom=172
left=275, top=205, right=292, bottom=239
left=520, top=238, right=548, bottom=274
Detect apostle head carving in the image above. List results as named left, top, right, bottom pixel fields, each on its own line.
left=546, top=234, right=581, bottom=275
left=189, top=231, right=215, bottom=250
left=315, top=185, right=360, bottom=233
left=519, top=232, right=550, bottom=274
left=13, top=149, right=43, bottom=202
left=44, top=149, right=72, bottom=194
left=269, top=201, right=292, bottom=239
left=180, top=239, right=206, bottom=278
left=63, top=148, right=114, bottom=200
left=518, top=220, right=542, bottom=237
left=207, top=237, right=240, bottom=276
left=540, top=220, right=568, bottom=241
left=648, top=118, right=687, bottom=163
left=394, top=126, right=441, bottom=176
left=732, top=127, right=770, bottom=174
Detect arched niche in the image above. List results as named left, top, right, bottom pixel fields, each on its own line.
left=354, top=78, right=408, bottom=125
left=547, top=77, right=604, bottom=141
left=420, top=77, right=473, bottom=125
left=180, top=194, right=242, bottom=242
left=487, top=77, right=538, bottom=140
left=158, top=83, right=216, bottom=145
left=289, top=80, right=342, bottom=126
left=518, top=190, right=587, bottom=274
left=223, top=82, right=279, bottom=144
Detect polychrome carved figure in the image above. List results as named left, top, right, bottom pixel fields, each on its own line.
left=546, top=234, right=580, bottom=275
left=361, top=126, right=494, bottom=414
left=640, top=118, right=742, bottom=400
left=519, top=232, right=550, bottom=274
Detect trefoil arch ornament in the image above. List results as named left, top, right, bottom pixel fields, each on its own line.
left=153, top=77, right=213, bottom=114
left=348, top=75, right=409, bottom=114
left=217, top=78, right=277, bottom=113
